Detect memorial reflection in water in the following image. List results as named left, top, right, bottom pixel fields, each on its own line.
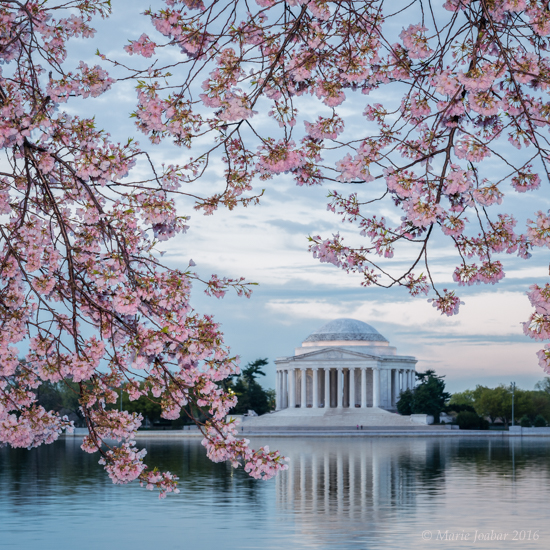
left=275, top=438, right=420, bottom=519
left=270, top=436, right=550, bottom=548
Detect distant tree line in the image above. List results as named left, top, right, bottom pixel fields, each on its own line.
left=397, top=372, right=550, bottom=430
left=35, top=379, right=84, bottom=427
left=34, top=358, right=276, bottom=429
left=34, top=380, right=204, bottom=429
left=39, top=362, right=548, bottom=431
left=449, top=379, right=550, bottom=428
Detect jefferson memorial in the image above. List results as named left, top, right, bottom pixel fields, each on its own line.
left=242, top=318, right=422, bottom=429
left=275, top=318, right=416, bottom=411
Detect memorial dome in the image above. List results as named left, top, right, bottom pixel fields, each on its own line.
left=303, top=318, right=388, bottom=344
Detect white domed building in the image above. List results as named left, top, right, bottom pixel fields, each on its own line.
left=241, top=318, right=423, bottom=430
left=275, top=318, right=416, bottom=411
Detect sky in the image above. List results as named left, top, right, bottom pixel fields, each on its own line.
left=61, top=0, right=550, bottom=394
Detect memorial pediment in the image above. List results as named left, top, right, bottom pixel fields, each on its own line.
left=292, top=347, right=379, bottom=362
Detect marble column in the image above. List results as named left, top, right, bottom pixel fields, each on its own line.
left=301, top=368, right=307, bottom=408
left=324, top=368, right=330, bottom=408
left=337, top=367, right=343, bottom=408
left=373, top=367, right=380, bottom=408
left=392, top=370, right=399, bottom=407
left=395, top=369, right=401, bottom=403
left=389, top=369, right=393, bottom=407
left=289, top=368, right=296, bottom=408
left=276, top=371, right=281, bottom=410
left=387, top=371, right=392, bottom=406
left=312, top=368, right=319, bottom=408
left=398, top=370, right=401, bottom=403
left=361, top=367, right=367, bottom=408
left=349, top=367, right=356, bottom=408
left=283, top=370, right=288, bottom=408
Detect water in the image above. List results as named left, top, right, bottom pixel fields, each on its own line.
left=1, top=436, right=549, bottom=550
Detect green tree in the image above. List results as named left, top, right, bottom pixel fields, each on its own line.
left=456, top=410, right=489, bottom=430
left=530, top=391, right=550, bottom=422
left=534, top=414, right=548, bottom=427
left=120, top=390, right=162, bottom=425
left=113, top=384, right=203, bottom=429
left=514, top=389, right=535, bottom=421
left=241, top=359, right=268, bottom=385
left=448, top=390, right=476, bottom=408
left=396, top=370, right=450, bottom=422
left=265, top=389, right=276, bottom=412
left=535, top=378, right=550, bottom=395
left=445, top=382, right=550, bottom=428
left=396, top=388, right=414, bottom=416
left=412, top=370, right=451, bottom=423
left=35, top=380, right=84, bottom=426
left=520, top=415, right=532, bottom=427
left=474, top=385, right=512, bottom=425
left=456, top=383, right=550, bottom=427
left=511, top=386, right=550, bottom=423
left=229, top=358, right=274, bottom=416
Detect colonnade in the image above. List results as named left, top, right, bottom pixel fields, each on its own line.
left=275, top=366, right=415, bottom=410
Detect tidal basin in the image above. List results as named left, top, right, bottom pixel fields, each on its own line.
left=1, top=437, right=549, bottom=550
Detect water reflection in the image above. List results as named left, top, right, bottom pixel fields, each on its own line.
left=276, top=439, right=423, bottom=517
left=269, top=437, right=550, bottom=549
left=1, top=436, right=550, bottom=550
left=275, top=437, right=550, bottom=507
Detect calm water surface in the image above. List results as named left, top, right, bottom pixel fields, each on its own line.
left=1, top=437, right=549, bottom=550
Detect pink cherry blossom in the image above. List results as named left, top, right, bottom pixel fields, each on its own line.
left=125, top=34, right=157, bottom=58
left=399, top=24, right=433, bottom=59
left=5, top=0, right=550, bottom=496
left=429, top=290, right=464, bottom=317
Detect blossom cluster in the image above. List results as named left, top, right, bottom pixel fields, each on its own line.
left=5, top=0, right=550, bottom=495
left=123, top=0, right=549, bottom=337
left=0, top=0, right=287, bottom=497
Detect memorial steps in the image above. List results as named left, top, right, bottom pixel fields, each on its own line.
left=237, top=406, right=435, bottom=431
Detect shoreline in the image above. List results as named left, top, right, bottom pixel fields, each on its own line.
left=62, top=428, right=550, bottom=438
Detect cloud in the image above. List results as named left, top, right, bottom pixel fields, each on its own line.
left=257, top=290, right=545, bottom=393
left=264, top=290, right=532, bottom=338
left=265, top=218, right=334, bottom=234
